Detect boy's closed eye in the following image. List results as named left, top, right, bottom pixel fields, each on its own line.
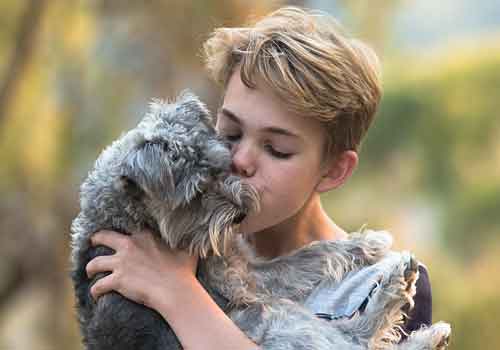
left=263, top=143, right=293, bottom=159
left=221, top=131, right=295, bottom=159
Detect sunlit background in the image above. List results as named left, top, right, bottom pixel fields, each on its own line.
left=1, top=0, right=499, bottom=349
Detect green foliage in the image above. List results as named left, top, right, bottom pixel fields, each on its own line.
left=445, top=184, right=500, bottom=258
left=360, top=48, right=500, bottom=257
left=450, top=296, right=500, bottom=350
left=1, top=1, right=499, bottom=348
left=340, top=49, right=500, bottom=348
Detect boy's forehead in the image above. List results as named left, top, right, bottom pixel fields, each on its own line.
left=221, top=70, right=326, bottom=140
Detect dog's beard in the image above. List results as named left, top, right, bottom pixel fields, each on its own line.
left=153, top=177, right=260, bottom=258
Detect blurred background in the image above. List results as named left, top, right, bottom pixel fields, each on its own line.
left=0, top=0, right=499, bottom=349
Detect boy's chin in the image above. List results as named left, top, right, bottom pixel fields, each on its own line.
left=234, top=215, right=258, bottom=235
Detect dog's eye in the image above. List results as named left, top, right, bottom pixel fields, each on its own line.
left=171, top=151, right=180, bottom=162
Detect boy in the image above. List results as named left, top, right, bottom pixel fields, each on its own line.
left=87, top=7, right=431, bottom=349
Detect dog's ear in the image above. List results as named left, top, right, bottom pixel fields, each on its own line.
left=115, top=175, right=145, bottom=200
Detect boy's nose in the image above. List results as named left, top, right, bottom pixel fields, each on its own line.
left=230, top=142, right=256, bottom=178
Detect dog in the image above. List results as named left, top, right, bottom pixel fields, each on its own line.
left=71, top=91, right=451, bottom=350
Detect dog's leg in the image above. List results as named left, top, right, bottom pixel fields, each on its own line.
left=335, top=252, right=419, bottom=350
left=390, top=322, right=451, bottom=350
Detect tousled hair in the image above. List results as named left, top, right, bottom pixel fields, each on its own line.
left=203, top=6, right=382, bottom=157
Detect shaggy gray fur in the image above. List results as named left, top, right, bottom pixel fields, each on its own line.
left=71, top=91, right=451, bottom=350
left=71, top=91, right=259, bottom=350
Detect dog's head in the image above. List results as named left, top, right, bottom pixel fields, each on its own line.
left=82, top=91, right=258, bottom=257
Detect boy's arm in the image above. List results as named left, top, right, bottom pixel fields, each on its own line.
left=88, top=230, right=259, bottom=350
left=154, top=273, right=259, bottom=350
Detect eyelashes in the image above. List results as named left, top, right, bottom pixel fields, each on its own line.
left=221, top=133, right=293, bottom=160
left=264, top=144, right=292, bottom=159
left=224, top=134, right=241, bottom=142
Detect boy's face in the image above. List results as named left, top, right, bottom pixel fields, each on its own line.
left=215, top=69, right=329, bottom=235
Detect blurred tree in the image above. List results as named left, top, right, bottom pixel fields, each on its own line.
left=359, top=47, right=500, bottom=258
left=337, top=0, right=403, bottom=51
left=0, top=0, right=47, bottom=124
left=0, top=2, right=280, bottom=349
left=1, top=1, right=499, bottom=348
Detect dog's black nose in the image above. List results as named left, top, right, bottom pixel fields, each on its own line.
left=233, top=212, right=246, bottom=224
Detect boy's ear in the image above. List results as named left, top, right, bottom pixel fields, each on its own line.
left=315, top=150, right=358, bottom=193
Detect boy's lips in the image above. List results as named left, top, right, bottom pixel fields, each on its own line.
left=233, top=212, right=247, bottom=224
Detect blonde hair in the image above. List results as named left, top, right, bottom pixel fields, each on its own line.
left=203, top=6, right=382, bottom=157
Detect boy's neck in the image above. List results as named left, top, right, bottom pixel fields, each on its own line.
left=247, top=194, right=347, bottom=259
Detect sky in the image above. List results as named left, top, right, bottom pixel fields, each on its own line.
left=311, top=0, right=500, bottom=51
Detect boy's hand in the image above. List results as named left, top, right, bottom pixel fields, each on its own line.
left=86, top=229, right=198, bottom=310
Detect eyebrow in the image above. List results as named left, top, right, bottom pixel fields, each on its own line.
left=219, top=107, right=301, bottom=139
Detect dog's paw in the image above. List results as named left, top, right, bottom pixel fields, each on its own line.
left=385, top=252, right=419, bottom=310
left=432, top=322, right=451, bottom=350
left=402, top=253, right=419, bottom=295
left=402, top=322, right=451, bottom=350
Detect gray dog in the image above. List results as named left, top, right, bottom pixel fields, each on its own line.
left=71, top=91, right=451, bottom=350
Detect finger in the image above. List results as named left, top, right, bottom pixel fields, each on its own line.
left=129, top=228, right=150, bottom=242
left=135, top=228, right=154, bottom=236
left=90, top=273, right=119, bottom=301
left=86, top=255, right=117, bottom=279
left=91, top=230, right=129, bottom=250
left=132, top=228, right=157, bottom=242
left=130, top=228, right=161, bottom=249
